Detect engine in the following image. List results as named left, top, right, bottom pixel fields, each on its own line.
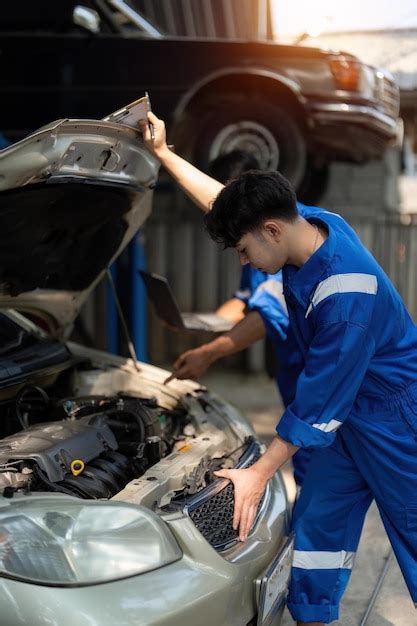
left=0, top=391, right=188, bottom=499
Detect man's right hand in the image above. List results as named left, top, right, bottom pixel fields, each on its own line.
left=139, top=111, right=169, bottom=160
left=164, top=346, right=215, bottom=384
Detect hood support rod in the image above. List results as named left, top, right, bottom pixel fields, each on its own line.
left=106, top=268, right=141, bottom=372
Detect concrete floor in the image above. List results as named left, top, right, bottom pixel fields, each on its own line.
left=200, top=369, right=416, bottom=626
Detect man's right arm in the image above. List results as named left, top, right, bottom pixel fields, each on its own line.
left=140, top=112, right=223, bottom=213
left=165, top=311, right=266, bottom=382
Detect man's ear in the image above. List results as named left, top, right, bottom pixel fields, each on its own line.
left=263, top=220, right=282, bottom=241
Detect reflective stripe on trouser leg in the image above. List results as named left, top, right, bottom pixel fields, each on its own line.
left=287, top=436, right=372, bottom=624
left=293, top=549, right=355, bottom=570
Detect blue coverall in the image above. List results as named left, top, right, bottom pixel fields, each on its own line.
left=275, top=204, right=417, bottom=622
left=234, top=265, right=310, bottom=486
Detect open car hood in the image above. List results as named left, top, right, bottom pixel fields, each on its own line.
left=0, top=118, right=159, bottom=334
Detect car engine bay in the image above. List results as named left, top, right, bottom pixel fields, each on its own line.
left=0, top=385, right=244, bottom=499
left=0, top=336, right=263, bottom=552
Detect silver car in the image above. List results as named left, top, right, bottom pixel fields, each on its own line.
left=0, top=117, right=292, bottom=626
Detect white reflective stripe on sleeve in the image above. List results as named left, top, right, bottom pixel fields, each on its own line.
left=293, top=550, right=355, bottom=570
left=254, top=279, right=288, bottom=313
left=235, top=289, right=251, bottom=300
left=305, top=273, right=378, bottom=318
left=312, top=419, right=343, bottom=433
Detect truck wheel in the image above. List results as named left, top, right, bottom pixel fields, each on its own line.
left=191, top=97, right=307, bottom=189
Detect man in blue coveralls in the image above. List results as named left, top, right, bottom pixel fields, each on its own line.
left=169, top=150, right=309, bottom=487
left=141, top=112, right=417, bottom=624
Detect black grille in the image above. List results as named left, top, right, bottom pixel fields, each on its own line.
left=180, top=439, right=263, bottom=551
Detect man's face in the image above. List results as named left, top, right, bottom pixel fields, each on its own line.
left=235, top=224, right=287, bottom=274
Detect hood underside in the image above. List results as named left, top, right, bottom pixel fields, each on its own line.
left=0, top=118, right=159, bottom=332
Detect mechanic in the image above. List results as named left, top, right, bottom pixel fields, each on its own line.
left=168, top=149, right=310, bottom=487
left=141, top=111, right=417, bottom=625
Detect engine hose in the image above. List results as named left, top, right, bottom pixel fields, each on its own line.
left=33, top=452, right=131, bottom=499
left=63, top=472, right=114, bottom=499
left=32, top=465, right=78, bottom=497
left=108, top=407, right=146, bottom=443
left=16, top=385, right=50, bottom=429
left=88, top=457, right=123, bottom=484
left=90, top=453, right=131, bottom=489
left=123, top=400, right=159, bottom=439
left=105, top=419, right=139, bottom=433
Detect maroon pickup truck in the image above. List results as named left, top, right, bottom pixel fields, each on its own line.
left=0, top=0, right=400, bottom=199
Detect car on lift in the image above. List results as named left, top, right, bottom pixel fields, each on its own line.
left=0, top=116, right=292, bottom=626
left=0, top=0, right=400, bottom=201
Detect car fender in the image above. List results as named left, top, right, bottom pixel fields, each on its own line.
left=173, top=65, right=308, bottom=121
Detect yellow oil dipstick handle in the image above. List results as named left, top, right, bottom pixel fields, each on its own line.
left=70, top=460, right=85, bottom=476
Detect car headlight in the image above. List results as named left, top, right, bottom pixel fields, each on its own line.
left=0, top=496, right=182, bottom=586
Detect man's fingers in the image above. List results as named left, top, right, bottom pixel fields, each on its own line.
left=244, top=508, right=256, bottom=541
left=213, top=469, right=242, bottom=530
left=176, top=367, right=191, bottom=380
left=212, top=467, right=261, bottom=539
left=171, top=350, right=210, bottom=380
left=238, top=503, right=250, bottom=541
left=232, top=495, right=243, bottom=531
left=164, top=366, right=187, bottom=384
left=164, top=362, right=193, bottom=384
left=163, top=373, right=176, bottom=385
left=147, top=111, right=159, bottom=124
left=240, top=504, right=257, bottom=541
left=213, top=469, right=232, bottom=480
left=139, top=112, right=164, bottom=144
left=138, top=118, right=150, bottom=138
left=173, top=354, right=187, bottom=370
left=172, top=354, right=204, bottom=380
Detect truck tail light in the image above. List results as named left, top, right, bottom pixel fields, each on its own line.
left=330, top=57, right=360, bottom=91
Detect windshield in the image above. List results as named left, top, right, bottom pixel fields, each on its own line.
left=0, top=1, right=162, bottom=37
left=0, top=314, right=37, bottom=357
left=106, top=0, right=163, bottom=37
left=0, top=313, right=73, bottom=388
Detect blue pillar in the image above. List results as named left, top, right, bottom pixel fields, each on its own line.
left=106, top=263, right=119, bottom=354
left=129, top=228, right=147, bottom=362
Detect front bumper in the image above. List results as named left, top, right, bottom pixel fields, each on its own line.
left=0, top=473, right=290, bottom=626
left=308, top=102, right=401, bottom=161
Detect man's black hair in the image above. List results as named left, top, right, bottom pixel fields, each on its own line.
left=208, top=150, right=260, bottom=184
left=204, top=170, right=298, bottom=248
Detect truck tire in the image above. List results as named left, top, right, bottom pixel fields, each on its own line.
left=191, top=97, right=307, bottom=189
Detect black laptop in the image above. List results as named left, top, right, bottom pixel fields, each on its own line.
left=139, top=271, right=234, bottom=332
